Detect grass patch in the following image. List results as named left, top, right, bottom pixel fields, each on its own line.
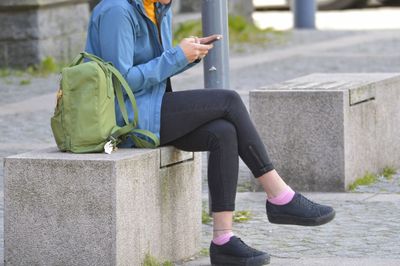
left=233, top=210, right=252, bottom=223
left=201, top=202, right=212, bottom=224
left=382, top=166, right=396, bottom=180
left=143, top=253, right=173, bottom=266
left=173, top=20, right=203, bottom=46
left=199, top=247, right=209, bottom=256
left=27, top=56, right=61, bottom=76
left=202, top=206, right=251, bottom=223
left=143, top=254, right=159, bottom=266
left=348, top=172, right=378, bottom=191
left=0, top=56, right=63, bottom=79
left=228, top=15, right=277, bottom=45
left=19, top=79, right=31, bottom=86
left=237, top=181, right=253, bottom=192
left=173, top=15, right=282, bottom=47
left=202, top=204, right=252, bottom=224
left=0, top=68, right=11, bottom=78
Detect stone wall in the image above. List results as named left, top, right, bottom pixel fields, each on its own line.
left=0, top=0, right=89, bottom=67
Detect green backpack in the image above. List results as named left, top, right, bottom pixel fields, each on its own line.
left=51, top=52, right=159, bottom=153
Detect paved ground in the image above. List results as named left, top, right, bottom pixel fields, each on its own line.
left=177, top=192, right=400, bottom=266
left=1, top=7, right=400, bottom=265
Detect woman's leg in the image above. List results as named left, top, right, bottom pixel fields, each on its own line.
left=161, top=118, right=270, bottom=265
left=165, top=119, right=239, bottom=213
left=160, top=89, right=333, bottom=265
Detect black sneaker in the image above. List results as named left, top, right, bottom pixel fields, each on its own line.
left=266, top=193, right=335, bottom=226
left=210, top=236, right=270, bottom=266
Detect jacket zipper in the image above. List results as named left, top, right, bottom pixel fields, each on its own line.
left=136, top=2, right=168, bottom=54
left=155, top=3, right=168, bottom=48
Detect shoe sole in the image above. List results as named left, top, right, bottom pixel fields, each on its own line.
left=267, top=209, right=335, bottom=226
left=210, top=253, right=270, bottom=266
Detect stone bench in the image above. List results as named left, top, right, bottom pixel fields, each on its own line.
left=4, top=147, right=202, bottom=265
left=250, top=73, right=400, bottom=191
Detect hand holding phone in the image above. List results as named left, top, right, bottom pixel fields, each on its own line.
left=199, top=34, right=223, bottom=45
left=180, top=34, right=222, bottom=63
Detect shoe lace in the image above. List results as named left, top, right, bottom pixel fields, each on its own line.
left=237, top=237, right=259, bottom=253
left=298, top=194, right=321, bottom=213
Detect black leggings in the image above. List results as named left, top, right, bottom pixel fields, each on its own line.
left=160, top=89, right=274, bottom=212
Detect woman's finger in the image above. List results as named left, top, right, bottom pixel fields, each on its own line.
left=193, top=43, right=213, bottom=51
left=185, top=37, right=197, bottom=43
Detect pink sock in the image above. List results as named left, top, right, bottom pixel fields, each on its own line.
left=268, top=186, right=295, bottom=205
left=212, top=232, right=234, bottom=246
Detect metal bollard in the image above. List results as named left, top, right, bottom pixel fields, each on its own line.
left=292, top=0, right=316, bottom=29
left=201, top=0, right=230, bottom=89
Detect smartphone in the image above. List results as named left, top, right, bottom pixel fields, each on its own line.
left=200, top=34, right=222, bottom=45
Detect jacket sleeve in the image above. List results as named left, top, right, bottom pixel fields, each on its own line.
left=97, top=6, right=189, bottom=94
left=173, top=59, right=201, bottom=77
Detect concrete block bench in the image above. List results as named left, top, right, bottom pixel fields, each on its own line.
left=4, top=147, right=202, bottom=265
left=250, top=73, right=400, bottom=191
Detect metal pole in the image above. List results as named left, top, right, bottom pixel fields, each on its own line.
left=292, top=0, right=316, bottom=29
left=201, top=0, right=230, bottom=89
left=201, top=0, right=231, bottom=215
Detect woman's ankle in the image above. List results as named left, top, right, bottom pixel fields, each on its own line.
left=212, top=211, right=233, bottom=238
left=212, top=231, right=234, bottom=245
left=259, top=169, right=289, bottom=197
left=267, top=186, right=295, bottom=205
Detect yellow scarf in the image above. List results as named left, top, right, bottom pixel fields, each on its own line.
left=143, top=0, right=157, bottom=25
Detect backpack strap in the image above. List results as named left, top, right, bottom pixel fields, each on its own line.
left=107, top=64, right=160, bottom=148
left=129, top=129, right=160, bottom=148
left=70, top=52, right=106, bottom=67
left=107, top=64, right=138, bottom=126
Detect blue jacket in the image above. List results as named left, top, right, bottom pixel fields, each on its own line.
left=85, top=0, right=190, bottom=147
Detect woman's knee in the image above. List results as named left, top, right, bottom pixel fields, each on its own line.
left=219, top=89, right=241, bottom=103
left=206, top=119, right=238, bottom=150
left=222, top=90, right=246, bottom=114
